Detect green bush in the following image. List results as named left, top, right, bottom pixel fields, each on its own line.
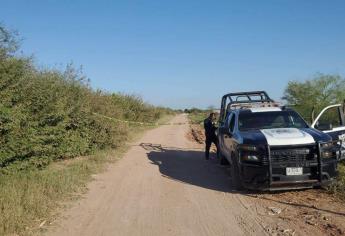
left=282, top=75, right=345, bottom=197
left=282, top=74, right=345, bottom=123
left=187, top=108, right=215, bottom=125
left=0, top=24, right=173, bottom=171
left=0, top=23, right=175, bottom=235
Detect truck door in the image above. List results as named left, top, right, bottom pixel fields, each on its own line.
left=311, top=104, right=345, bottom=160
left=219, top=112, right=231, bottom=151
left=221, top=113, right=236, bottom=161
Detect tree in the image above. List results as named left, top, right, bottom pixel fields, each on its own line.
left=0, top=23, right=19, bottom=58
left=282, top=74, right=345, bottom=123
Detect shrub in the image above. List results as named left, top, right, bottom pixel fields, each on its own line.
left=0, top=24, right=173, bottom=171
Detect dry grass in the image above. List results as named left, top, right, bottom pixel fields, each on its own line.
left=188, top=112, right=209, bottom=125
left=329, top=162, right=345, bottom=200
left=0, top=115, right=174, bottom=236
left=0, top=148, right=123, bottom=235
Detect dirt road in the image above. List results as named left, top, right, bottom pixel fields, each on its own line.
left=47, top=114, right=345, bottom=236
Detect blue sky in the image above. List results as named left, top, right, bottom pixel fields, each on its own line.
left=1, top=0, right=345, bottom=109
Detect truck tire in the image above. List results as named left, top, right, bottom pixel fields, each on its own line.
left=231, top=154, right=244, bottom=191
left=218, top=151, right=229, bottom=165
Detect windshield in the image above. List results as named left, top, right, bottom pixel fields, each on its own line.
left=238, top=111, right=309, bottom=131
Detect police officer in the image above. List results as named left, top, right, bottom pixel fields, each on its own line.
left=204, top=112, right=219, bottom=160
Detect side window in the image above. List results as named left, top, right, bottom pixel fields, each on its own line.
left=221, top=97, right=232, bottom=124
left=225, top=113, right=232, bottom=128
left=318, top=107, right=342, bottom=128
left=229, top=114, right=236, bottom=133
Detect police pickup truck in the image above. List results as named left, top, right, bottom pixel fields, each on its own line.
left=217, top=91, right=342, bottom=191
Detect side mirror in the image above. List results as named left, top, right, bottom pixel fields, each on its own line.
left=315, top=122, right=333, bottom=131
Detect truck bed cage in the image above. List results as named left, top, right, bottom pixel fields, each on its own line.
left=219, top=91, right=277, bottom=123
left=222, top=91, right=274, bottom=104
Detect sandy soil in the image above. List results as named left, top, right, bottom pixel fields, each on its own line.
left=46, top=114, right=345, bottom=236
left=188, top=122, right=345, bottom=236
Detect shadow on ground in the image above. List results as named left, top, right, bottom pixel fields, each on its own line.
left=140, top=143, right=345, bottom=217
left=140, top=143, right=232, bottom=192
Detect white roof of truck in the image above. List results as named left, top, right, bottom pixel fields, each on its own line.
left=249, top=107, right=282, bottom=113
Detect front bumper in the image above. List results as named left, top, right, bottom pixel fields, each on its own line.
left=238, top=142, right=340, bottom=191
left=240, top=162, right=337, bottom=191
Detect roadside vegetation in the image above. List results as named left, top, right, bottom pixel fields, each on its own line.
left=185, top=108, right=213, bottom=125
left=328, top=164, right=345, bottom=199
left=283, top=75, right=345, bottom=199
left=282, top=74, right=345, bottom=123
left=0, top=24, right=174, bottom=235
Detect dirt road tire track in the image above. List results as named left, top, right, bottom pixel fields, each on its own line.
left=47, top=114, right=345, bottom=236
left=47, top=114, right=268, bottom=236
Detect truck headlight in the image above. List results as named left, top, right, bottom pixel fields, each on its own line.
left=241, top=154, right=260, bottom=161
left=320, top=142, right=336, bottom=158
left=321, top=142, right=333, bottom=149
left=322, top=151, right=333, bottom=158
left=239, top=145, right=260, bottom=162
left=238, top=145, right=258, bottom=152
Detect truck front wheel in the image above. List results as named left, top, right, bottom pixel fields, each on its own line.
left=231, top=154, right=244, bottom=191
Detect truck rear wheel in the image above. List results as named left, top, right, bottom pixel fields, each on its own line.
left=231, top=154, right=244, bottom=190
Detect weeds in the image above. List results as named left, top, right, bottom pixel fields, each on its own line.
left=187, top=110, right=212, bottom=125
left=0, top=119, right=173, bottom=236
left=329, top=163, right=345, bottom=199
left=0, top=23, right=175, bottom=235
left=0, top=150, right=110, bottom=235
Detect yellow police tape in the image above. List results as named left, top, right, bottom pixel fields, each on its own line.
left=92, top=112, right=187, bottom=126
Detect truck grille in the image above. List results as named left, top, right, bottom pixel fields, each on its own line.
left=263, top=146, right=317, bottom=166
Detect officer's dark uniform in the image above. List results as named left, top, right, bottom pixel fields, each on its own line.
left=204, top=117, right=219, bottom=160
